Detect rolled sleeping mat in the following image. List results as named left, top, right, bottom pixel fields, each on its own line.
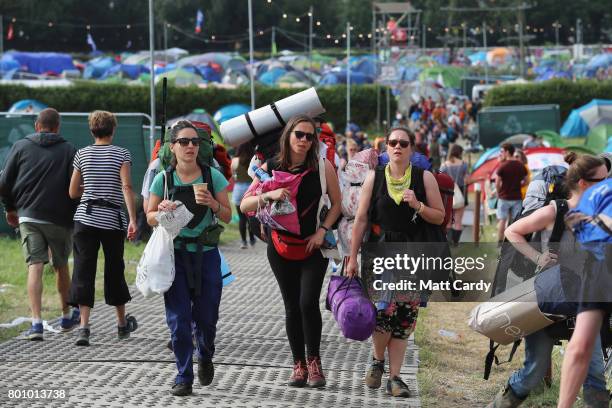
left=220, top=87, right=325, bottom=147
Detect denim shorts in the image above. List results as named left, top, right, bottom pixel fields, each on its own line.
left=496, top=199, right=522, bottom=221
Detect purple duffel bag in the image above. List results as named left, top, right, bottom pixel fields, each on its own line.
left=326, top=275, right=377, bottom=341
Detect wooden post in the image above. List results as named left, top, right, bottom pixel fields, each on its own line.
left=473, top=181, right=482, bottom=244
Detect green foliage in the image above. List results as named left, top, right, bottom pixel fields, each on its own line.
left=483, top=79, right=612, bottom=120
left=0, top=83, right=395, bottom=130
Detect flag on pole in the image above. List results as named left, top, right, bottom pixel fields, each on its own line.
left=271, top=39, right=277, bottom=56
left=7, top=23, right=14, bottom=40
left=86, top=33, right=97, bottom=52
left=195, top=9, right=204, bottom=34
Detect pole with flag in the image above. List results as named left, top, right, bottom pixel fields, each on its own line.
left=195, top=9, right=204, bottom=34
left=148, top=0, right=156, bottom=159
left=86, top=32, right=97, bottom=52
left=248, top=0, right=255, bottom=109
left=7, top=22, right=14, bottom=41
left=1, top=15, right=4, bottom=60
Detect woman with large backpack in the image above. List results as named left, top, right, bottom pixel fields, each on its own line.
left=346, top=127, right=446, bottom=398
left=440, top=144, right=469, bottom=246
left=240, top=114, right=341, bottom=389
left=146, top=120, right=231, bottom=396
left=486, top=153, right=609, bottom=408
left=557, top=157, right=610, bottom=408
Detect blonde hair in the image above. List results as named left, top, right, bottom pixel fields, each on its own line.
left=88, top=110, right=117, bottom=138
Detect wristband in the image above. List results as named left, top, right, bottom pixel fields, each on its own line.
left=320, top=225, right=329, bottom=232
left=213, top=201, right=221, bottom=214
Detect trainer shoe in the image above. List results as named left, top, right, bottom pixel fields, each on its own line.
left=170, top=383, right=192, bottom=397
left=60, top=308, right=80, bottom=332
left=75, top=327, right=90, bottom=346
left=485, top=383, right=526, bottom=408
left=365, top=358, right=385, bottom=389
left=198, top=359, right=214, bottom=386
left=288, top=360, right=308, bottom=387
left=26, top=323, right=43, bottom=341
left=118, top=314, right=138, bottom=339
left=386, top=376, right=411, bottom=398
left=240, top=241, right=248, bottom=249
left=306, top=356, right=326, bottom=388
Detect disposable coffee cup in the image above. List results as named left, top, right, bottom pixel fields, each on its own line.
left=193, top=183, right=208, bottom=204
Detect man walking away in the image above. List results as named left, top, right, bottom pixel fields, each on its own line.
left=0, top=108, right=80, bottom=340
left=495, top=143, right=528, bottom=245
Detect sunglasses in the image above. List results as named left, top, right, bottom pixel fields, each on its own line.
left=173, top=137, right=202, bottom=147
left=584, top=177, right=606, bottom=183
left=293, top=130, right=315, bottom=142
left=387, top=139, right=410, bottom=148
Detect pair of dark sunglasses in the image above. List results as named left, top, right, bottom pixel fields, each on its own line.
left=584, top=177, right=606, bottom=183
left=294, top=130, right=315, bottom=142
left=173, top=137, right=202, bottom=146
left=387, top=139, right=410, bottom=148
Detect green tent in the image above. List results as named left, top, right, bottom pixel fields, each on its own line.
left=158, top=69, right=203, bottom=87
left=585, top=124, right=612, bottom=154
left=418, top=66, right=467, bottom=89
left=535, top=129, right=563, bottom=147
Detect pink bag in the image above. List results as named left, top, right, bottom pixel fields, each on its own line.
left=248, top=169, right=310, bottom=236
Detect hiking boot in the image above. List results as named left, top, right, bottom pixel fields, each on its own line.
left=288, top=360, right=308, bottom=387
left=198, top=360, right=214, bottom=386
left=485, top=384, right=526, bottom=408
left=75, top=327, right=90, bottom=346
left=306, top=356, right=326, bottom=388
left=26, top=323, right=43, bottom=341
left=170, top=383, right=192, bottom=397
left=60, top=308, right=80, bottom=332
left=118, top=314, right=138, bottom=339
left=583, top=386, right=611, bottom=408
left=365, top=358, right=385, bottom=389
left=386, top=376, right=411, bottom=398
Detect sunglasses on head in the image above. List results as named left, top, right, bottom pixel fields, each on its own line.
left=387, top=139, right=410, bottom=148
left=173, top=137, right=202, bottom=147
left=584, top=177, right=605, bottom=183
left=293, top=130, right=315, bottom=142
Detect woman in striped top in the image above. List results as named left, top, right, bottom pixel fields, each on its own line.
left=68, top=110, right=138, bottom=347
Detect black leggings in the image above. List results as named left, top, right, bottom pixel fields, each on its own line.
left=267, top=243, right=329, bottom=362
left=235, top=205, right=255, bottom=243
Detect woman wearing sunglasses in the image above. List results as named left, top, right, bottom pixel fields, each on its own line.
left=485, top=153, right=609, bottom=408
left=147, top=120, right=231, bottom=396
left=346, top=127, right=445, bottom=398
left=555, top=155, right=610, bottom=408
left=240, top=114, right=341, bottom=388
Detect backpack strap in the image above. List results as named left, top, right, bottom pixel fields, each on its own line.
left=367, top=165, right=386, bottom=221
left=550, top=199, right=569, bottom=244
left=484, top=339, right=522, bottom=380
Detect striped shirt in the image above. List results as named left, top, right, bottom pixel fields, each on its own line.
left=73, top=144, right=131, bottom=230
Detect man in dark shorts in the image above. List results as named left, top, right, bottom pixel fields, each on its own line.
left=495, top=143, right=528, bottom=244
left=0, top=108, right=80, bottom=340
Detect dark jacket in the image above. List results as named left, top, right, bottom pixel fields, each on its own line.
left=0, top=132, right=77, bottom=227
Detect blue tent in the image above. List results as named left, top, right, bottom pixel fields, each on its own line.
left=83, top=57, right=117, bottom=79
left=101, top=64, right=150, bottom=80
left=473, top=147, right=500, bottom=170
left=5, top=51, right=75, bottom=74
left=353, top=58, right=377, bottom=78
left=259, top=68, right=287, bottom=85
left=535, top=68, right=571, bottom=82
left=399, top=65, right=421, bottom=81
left=319, top=70, right=373, bottom=86
left=468, top=51, right=487, bottom=65
left=585, top=53, right=612, bottom=77
left=197, top=65, right=222, bottom=82
left=561, top=99, right=612, bottom=137
left=8, top=99, right=48, bottom=114
left=0, top=56, right=20, bottom=72
left=214, top=104, right=250, bottom=124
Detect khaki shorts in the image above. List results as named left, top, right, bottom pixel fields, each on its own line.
left=19, top=222, right=72, bottom=267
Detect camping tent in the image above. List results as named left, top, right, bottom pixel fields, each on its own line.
left=214, top=104, right=250, bottom=125
left=319, top=70, right=373, bottom=85
left=585, top=124, right=612, bottom=154
left=156, top=68, right=203, bottom=86
left=469, top=147, right=567, bottom=183
left=4, top=51, right=75, bottom=75
left=418, top=66, right=467, bottom=89
left=560, top=99, right=612, bottom=137
left=8, top=99, right=48, bottom=114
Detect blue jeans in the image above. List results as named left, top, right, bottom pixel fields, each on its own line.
left=496, top=199, right=522, bottom=221
left=508, top=329, right=607, bottom=398
left=164, top=248, right=222, bottom=385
